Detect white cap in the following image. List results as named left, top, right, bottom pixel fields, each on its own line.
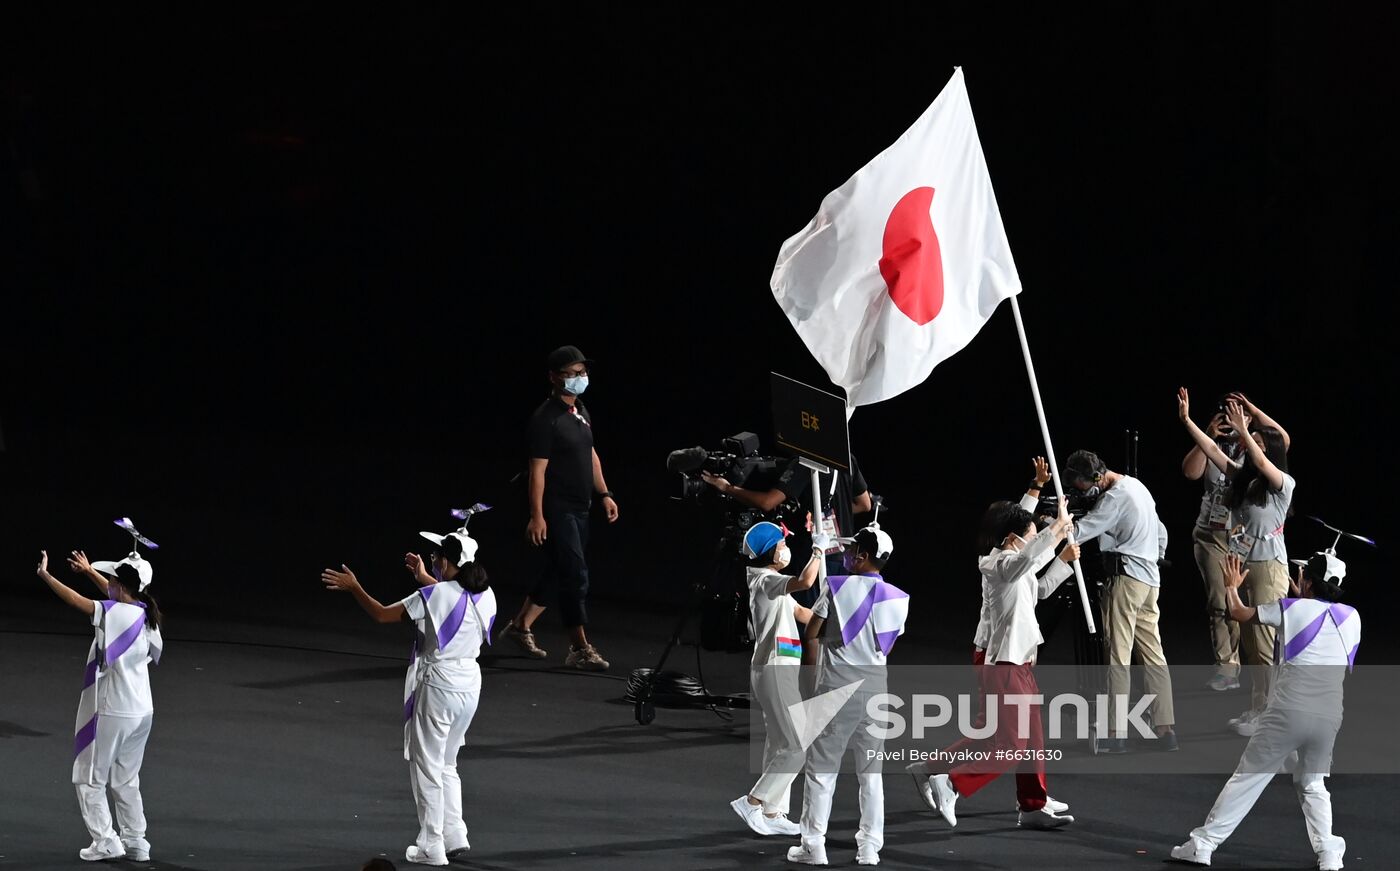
left=856, top=524, right=894, bottom=560
left=419, top=529, right=479, bottom=566
left=1290, top=551, right=1347, bottom=585
left=90, top=555, right=154, bottom=592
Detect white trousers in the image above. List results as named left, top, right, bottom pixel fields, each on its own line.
left=409, top=683, right=478, bottom=853
left=75, top=713, right=152, bottom=854
left=1192, top=707, right=1344, bottom=856
left=749, top=667, right=805, bottom=815
left=799, top=691, right=883, bottom=854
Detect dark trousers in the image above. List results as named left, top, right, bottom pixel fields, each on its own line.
left=530, top=509, right=591, bottom=628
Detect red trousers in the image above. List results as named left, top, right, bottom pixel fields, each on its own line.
left=937, top=655, right=1047, bottom=811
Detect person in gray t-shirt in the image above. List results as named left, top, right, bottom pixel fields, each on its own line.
left=1063, top=450, right=1175, bottom=752
left=1178, top=389, right=1295, bottom=731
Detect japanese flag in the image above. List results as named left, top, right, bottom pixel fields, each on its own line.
left=771, top=67, right=1021, bottom=409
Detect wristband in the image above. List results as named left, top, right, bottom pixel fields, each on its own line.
left=598, top=490, right=616, bottom=500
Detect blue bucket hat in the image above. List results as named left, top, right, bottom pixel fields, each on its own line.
left=741, top=521, right=790, bottom=559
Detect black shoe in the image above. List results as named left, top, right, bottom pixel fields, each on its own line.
left=1095, top=737, right=1127, bottom=754
left=1157, top=731, right=1179, bottom=752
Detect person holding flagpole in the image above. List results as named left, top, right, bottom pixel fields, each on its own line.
left=322, top=524, right=495, bottom=867
left=908, top=492, right=1078, bottom=830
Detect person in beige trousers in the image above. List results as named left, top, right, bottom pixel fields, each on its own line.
left=1178, top=389, right=1295, bottom=735
left=1181, top=392, right=1292, bottom=692
left=1063, top=450, right=1175, bottom=754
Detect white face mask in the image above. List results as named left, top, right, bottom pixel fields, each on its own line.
left=1007, top=533, right=1029, bottom=551
left=772, top=546, right=791, bottom=569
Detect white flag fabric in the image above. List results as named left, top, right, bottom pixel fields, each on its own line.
left=771, top=67, right=1021, bottom=408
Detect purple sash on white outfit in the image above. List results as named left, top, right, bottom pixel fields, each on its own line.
left=827, top=574, right=910, bottom=657
left=1278, top=597, right=1361, bottom=670
left=401, top=583, right=497, bottom=758
left=73, top=601, right=158, bottom=783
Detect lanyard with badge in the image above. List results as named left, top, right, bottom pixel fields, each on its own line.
left=1228, top=522, right=1284, bottom=560
left=820, top=472, right=842, bottom=554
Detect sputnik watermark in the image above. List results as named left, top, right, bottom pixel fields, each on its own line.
left=783, top=679, right=1158, bottom=743
left=866, top=692, right=1159, bottom=740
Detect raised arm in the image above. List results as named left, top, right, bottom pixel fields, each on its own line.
left=1178, top=388, right=1233, bottom=474
left=1025, top=456, right=1052, bottom=503
left=1226, top=400, right=1285, bottom=491
left=991, top=497, right=1072, bottom=584
left=1229, top=392, right=1290, bottom=451
left=66, top=549, right=110, bottom=596
left=321, top=564, right=407, bottom=624
left=1221, top=554, right=1258, bottom=624
left=785, top=541, right=827, bottom=594
left=38, top=551, right=98, bottom=615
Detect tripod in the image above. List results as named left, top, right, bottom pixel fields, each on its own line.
left=632, top=535, right=752, bottom=725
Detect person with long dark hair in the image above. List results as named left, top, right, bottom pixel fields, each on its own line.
left=1180, top=391, right=1291, bottom=695
left=322, top=527, right=495, bottom=867
left=38, top=548, right=163, bottom=863
left=1179, top=389, right=1295, bottom=735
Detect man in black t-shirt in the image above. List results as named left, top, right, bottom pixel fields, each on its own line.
left=498, top=345, right=619, bottom=671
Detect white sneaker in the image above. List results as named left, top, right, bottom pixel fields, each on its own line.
left=928, top=773, right=958, bottom=827
left=1206, top=672, right=1241, bottom=691
left=856, top=843, right=880, bottom=865
left=79, top=838, right=125, bottom=861
left=1015, top=796, right=1070, bottom=814
left=1318, top=836, right=1346, bottom=871
left=786, top=844, right=829, bottom=865
left=764, top=812, right=801, bottom=836
left=1232, top=718, right=1261, bottom=737
left=404, top=844, right=448, bottom=866
left=1018, top=807, right=1074, bottom=829
left=121, top=836, right=151, bottom=862
left=1226, top=709, right=1255, bottom=727
left=1170, top=837, right=1214, bottom=866
left=445, top=834, right=471, bottom=857
left=731, top=795, right=792, bottom=836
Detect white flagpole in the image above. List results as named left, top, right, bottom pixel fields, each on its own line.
left=1009, top=296, right=1097, bottom=634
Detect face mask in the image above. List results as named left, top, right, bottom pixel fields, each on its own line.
left=430, top=559, right=444, bottom=582
left=1008, top=533, right=1028, bottom=551
left=773, top=547, right=791, bottom=569
left=563, top=375, right=589, bottom=396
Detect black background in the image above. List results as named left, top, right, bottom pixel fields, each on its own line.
left=3, top=4, right=1394, bottom=654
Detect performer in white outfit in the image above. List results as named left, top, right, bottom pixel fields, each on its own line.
left=908, top=491, right=1078, bottom=830
left=38, top=535, right=163, bottom=864
left=323, top=519, right=496, bottom=868
left=789, top=525, right=907, bottom=867
left=730, top=521, right=828, bottom=837
left=1171, top=551, right=1358, bottom=871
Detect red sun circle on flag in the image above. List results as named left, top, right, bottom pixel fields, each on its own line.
left=879, top=186, right=944, bottom=325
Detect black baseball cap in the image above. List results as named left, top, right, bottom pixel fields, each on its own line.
left=546, top=345, right=593, bottom=371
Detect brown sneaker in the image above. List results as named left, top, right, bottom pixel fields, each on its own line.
left=564, top=643, right=610, bottom=671
left=499, top=620, right=548, bottom=659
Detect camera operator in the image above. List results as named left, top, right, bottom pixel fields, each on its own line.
left=701, top=453, right=871, bottom=600
left=1182, top=392, right=1291, bottom=694
left=1062, top=450, right=1176, bottom=753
